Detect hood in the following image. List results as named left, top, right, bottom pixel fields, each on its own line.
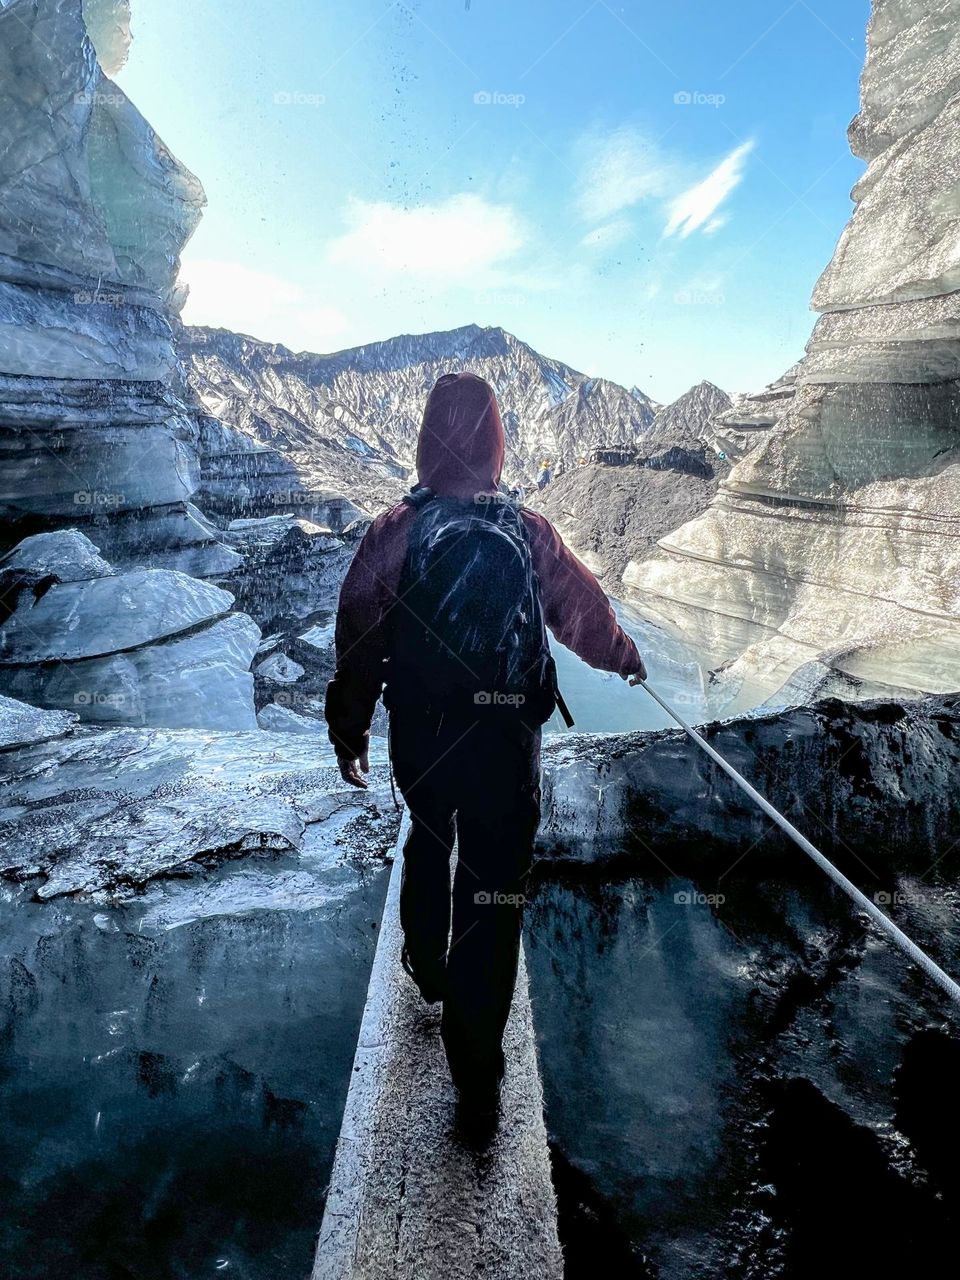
left=416, top=372, right=505, bottom=498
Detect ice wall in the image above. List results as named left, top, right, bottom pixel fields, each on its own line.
left=625, top=0, right=960, bottom=712
left=0, top=0, right=257, bottom=727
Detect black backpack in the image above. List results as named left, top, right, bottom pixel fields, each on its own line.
left=383, top=487, right=573, bottom=727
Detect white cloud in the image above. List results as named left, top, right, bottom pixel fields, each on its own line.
left=579, top=219, right=633, bottom=249
left=703, top=215, right=728, bottom=236
left=180, top=258, right=302, bottom=318
left=178, top=257, right=349, bottom=350
left=578, top=126, right=675, bottom=223
left=327, top=193, right=525, bottom=279
left=664, top=141, right=753, bottom=239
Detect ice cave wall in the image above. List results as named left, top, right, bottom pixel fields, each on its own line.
left=625, top=0, right=960, bottom=713
left=0, top=0, right=258, bottom=728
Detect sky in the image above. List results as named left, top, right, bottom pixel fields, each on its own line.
left=118, top=0, right=871, bottom=403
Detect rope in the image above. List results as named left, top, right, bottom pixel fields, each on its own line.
left=638, top=679, right=960, bottom=1011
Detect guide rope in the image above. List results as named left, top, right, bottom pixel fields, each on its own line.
left=638, top=679, right=960, bottom=1011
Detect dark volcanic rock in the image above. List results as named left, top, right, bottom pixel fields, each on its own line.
left=529, top=692, right=960, bottom=1278
left=538, top=693, right=960, bottom=881
left=529, top=438, right=729, bottom=584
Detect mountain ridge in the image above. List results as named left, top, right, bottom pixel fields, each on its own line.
left=180, top=322, right=726, bottom=502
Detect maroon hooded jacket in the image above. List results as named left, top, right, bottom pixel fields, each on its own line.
left=325, top=372, right=643, bottom=760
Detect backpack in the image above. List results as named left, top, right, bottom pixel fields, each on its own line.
left=383, top=487, right=574, bottom=727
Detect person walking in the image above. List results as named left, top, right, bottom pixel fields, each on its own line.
left=325, top=372, right=645, bottom=1137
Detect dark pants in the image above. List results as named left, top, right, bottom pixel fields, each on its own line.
left=388, top=709, right=542, bottom=1088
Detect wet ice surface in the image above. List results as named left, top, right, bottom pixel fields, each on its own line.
left=0, top=859, right=390, bottom=1280
left=546, top=600, right=709, bottom=735
left=0, top=722, right=399, bottom=1279
left=526, top=868, right=960, bottom=1278
left=529, top=696, right=960, bottom=1276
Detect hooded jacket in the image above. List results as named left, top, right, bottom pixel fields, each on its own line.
left=325, top=372, right=643, bottom=759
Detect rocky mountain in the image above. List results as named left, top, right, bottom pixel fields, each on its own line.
left=650, top=380, right=732, bottom=438
left=180, top=325, right=407, bottom=520
left=537, top=376, right=656, bottom=467
left=528, top=437, right=729, bottom=584
left=630, top=385, right=659, bottom=409
left=179, top=322, right=661, bottom=501
left=625, top=0, right=960, bottom=712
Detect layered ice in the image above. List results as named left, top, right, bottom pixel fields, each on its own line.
left=0, top=534, right=260, bottom=728
left=626, top=0, right=960, bottom=709
left=0, top=0, right=256, bottom=725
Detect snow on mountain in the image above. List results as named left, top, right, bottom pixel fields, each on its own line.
left=178, top=325, right=406, bottom=514
left=538, top=377, right=657, bottom=467
left=631, top=385, right=662, bottom=413
left=178, top=322, right=661, bottom=495
left=651, top=381, right=732, bottom=439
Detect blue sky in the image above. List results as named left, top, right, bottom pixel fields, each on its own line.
left=119, top=0, right=870, bottom=402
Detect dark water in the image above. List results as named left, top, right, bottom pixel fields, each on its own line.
left=0, top=861, right=389, bottom=1280
left=7, top=602, right=950, bottom=1278
left=525, top=868, right=960, bottom=1278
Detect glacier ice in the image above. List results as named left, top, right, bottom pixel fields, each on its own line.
left=0, top=0, right=255, bottom=729
left=625, top=0, right=960, bottom=708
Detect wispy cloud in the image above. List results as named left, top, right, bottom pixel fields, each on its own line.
left=579, top=218, right=633, bottom=249
left=577, top=126, right=676, bottom=222
left=327, top=193, right=525, bottom=279
left=576, top=126, right=753, bottom=247
left=663, top=141, right=754, bottom=239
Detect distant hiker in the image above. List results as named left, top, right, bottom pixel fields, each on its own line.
left=536, top=459, right=552, bottom=490
left=325, top=372, right=646, bottom=1135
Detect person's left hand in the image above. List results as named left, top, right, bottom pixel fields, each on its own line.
left=338, top=749, right=370, bottom=788
left=625, top=658, right=647, bottom=685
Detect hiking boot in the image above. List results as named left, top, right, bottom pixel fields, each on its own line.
left=452, top=1048, right=505, bottom=1147
left=400, top=943, right=445, bottom=1005
left=455, top=1070, right=504, bottom=1148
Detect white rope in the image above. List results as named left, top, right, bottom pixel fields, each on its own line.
left=639, top=680, right=960, bottom=1010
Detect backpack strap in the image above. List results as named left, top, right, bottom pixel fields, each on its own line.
left=402, top=484, right=436, bottom=510
left=513, top=506, right=576, bottom=730
left=553, top=682, right=575, bottom=729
